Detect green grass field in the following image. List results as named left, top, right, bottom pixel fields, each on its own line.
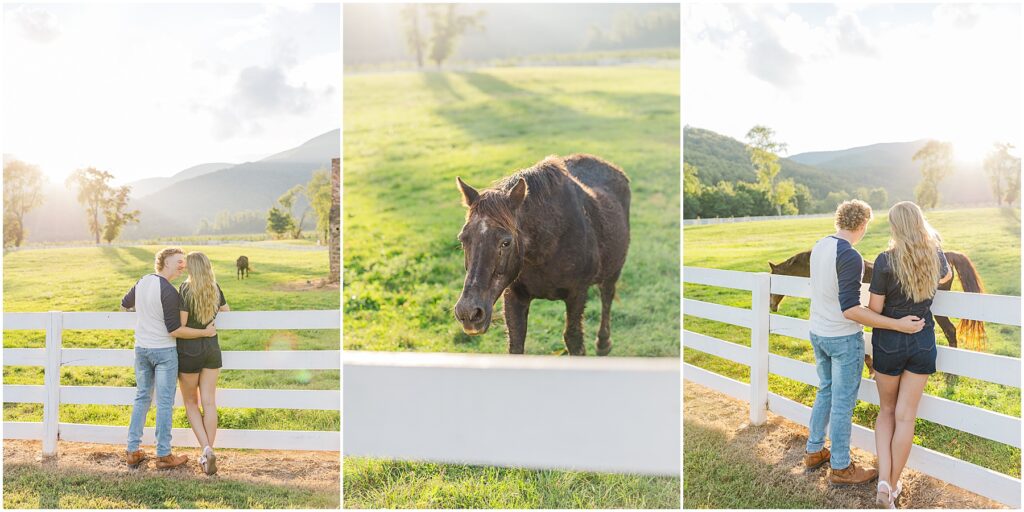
left=343, top=65, right=680, bottom=508
left=683, top=208, right=1022, bottom=482
left=3, top=243, right=339, bottom=508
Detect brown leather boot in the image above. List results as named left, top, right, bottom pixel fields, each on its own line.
left=125, top=449, right=147, bottom=468
left=803, top=447, right=830, bottom=469
left=154, top=453, right=188, bottom=469
left=830, top=461, right=878, bottom=485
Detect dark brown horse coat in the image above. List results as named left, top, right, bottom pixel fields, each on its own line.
left=769, top=250, right=986, bottom=350
left=454, top=154, right=630, bottom=355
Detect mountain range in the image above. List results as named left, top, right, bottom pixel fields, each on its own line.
left=21, top=130, right=339, bottom=242
left=683, top=126, right=995, bottom=204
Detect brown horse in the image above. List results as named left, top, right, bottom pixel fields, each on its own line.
left=236, top=255, right=250, bottom=280
left=768, top=250, right=987, bottom=350
left=454, top=154, right=630, bottom=355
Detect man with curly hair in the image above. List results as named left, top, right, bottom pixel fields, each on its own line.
left=804, top=199, right=925, bottom=485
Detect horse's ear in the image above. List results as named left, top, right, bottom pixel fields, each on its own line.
left=769, top=262, right=777, bottom=271
left=456, top=177, right=478, bottom=208
left=508, top=177, right=528, bottom=209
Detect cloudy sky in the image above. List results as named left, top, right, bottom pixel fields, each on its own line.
left=3, top=3, right=339, bottom=182
left=683, top=3, right=1020, bottom=161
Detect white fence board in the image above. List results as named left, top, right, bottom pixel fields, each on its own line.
left=683, top=266, right=755, bottom=291
left=682, top=330, right=751, bottom=365
left=58, top=386, right=340, bottom=411
left=769, top=274, right=812, bottom=298
left=57, top=310, right=339, bottom=330
left=683, top=299, right=753, bottom=328
left=4, top=421, right=43, bottom=440
left=2, top=312, right=48, bottom=330
left=2, top=348, right=46, bottom=366
left=3, top=385, right=46, bottom=404
left=931, top=290, right=1022, bottom=326
left=682, top=363, right=749, bottom=401
left=767, top=355, right=1021, bottom=448
left=767, top=393, right=1021, bottom=507
left=59, top=348, right=341, bottom=370
left=345, top=351, right=680, bottom=476
left=57, top=423, right=340, bottom=451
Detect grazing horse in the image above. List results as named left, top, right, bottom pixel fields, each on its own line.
left=454, top=154, right=630, bottom=356
left=768, top=250, right=987, bottom=351
left=236, top=256, right=250, bottom=280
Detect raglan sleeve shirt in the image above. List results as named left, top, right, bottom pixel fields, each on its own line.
left=121, top=280, right=138, bottom=310
left=869, top=252, right=890, bottom=296
left=160, top=278, right=182, bottom=333
left=835, top=242, right=864, bottom=313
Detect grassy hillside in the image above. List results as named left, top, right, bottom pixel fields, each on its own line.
left=3, top=243, right=339, bottom=432
left=683, top=207, right=1021, bottom=478
left=682, top=126, right=856, bottom=197
left=343, top=65, right=680, bottom=508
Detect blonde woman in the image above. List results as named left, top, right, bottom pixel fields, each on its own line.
left=178, top=251, right=229, bottom=475
left=868, top=202, right=952, bottom=508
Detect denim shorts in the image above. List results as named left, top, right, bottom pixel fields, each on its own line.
left=177, top=337, right=223, bottom=373
left=871, top=320, right=937, bottom=376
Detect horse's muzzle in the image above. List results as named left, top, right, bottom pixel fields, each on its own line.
left=455, top=298, right=491, bottom=335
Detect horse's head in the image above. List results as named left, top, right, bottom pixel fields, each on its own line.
left=768, top=261, right=784, bottom=312
left=453, top=176, right=528, bottom=335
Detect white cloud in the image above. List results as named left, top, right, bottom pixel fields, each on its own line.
left=9, top=5, right=61, bottom=44
left=683, top=3, right=1020, bottom=158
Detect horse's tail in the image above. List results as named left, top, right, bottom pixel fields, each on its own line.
left=946, top=251, right=987, bottom=350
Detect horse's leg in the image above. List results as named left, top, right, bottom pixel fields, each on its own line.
left=935, top=315, right=957, bottom=349
left=563, top=291, right=587, bottom=356
left=503, top=288, right=531, bottom=354
left=596, top=278, right=617, bottom=356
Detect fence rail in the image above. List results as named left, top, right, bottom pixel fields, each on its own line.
left=344, top=350, right=681, bottom=476
left=2, top=310, right=340, bottom=454
left=682, top=266, right=1021, bottom=507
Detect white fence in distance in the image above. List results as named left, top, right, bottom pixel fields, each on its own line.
left=3, top=310, right=340, bottom=454
left=344, top=350, right=681, bottom=476
left=682, top=266, right=1021, bottom=507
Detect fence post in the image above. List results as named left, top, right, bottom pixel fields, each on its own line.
left=42, top=311, right=62, bottom=456
left=749, top=273, right=770, bottom=425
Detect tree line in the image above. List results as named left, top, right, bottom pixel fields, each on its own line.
left=684, top=125, right=1021, bottom=219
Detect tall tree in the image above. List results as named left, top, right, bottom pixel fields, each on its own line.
left=426, top=4, right=483, bottom=68
left=745, top=125, right=790, bottom=215
left=306, top=170, right=333, bottom=244
left=65, top=167, right=139, bottom=244
left=3, top=159, right=46, bottom=248
left=101, top=185, right=140, bottom=243
left=912, top=140, right=953, bottom=208
left=401, top=4, right=425, bottom=68
left=266, top=207, right=294, bottom=239
left=984, top=143, right=1021, bottom=206
left=683, top=162, right=702, bottom=219
left=66, top=168, right=115, bottom=244
left=276, top=184, right=308, bottom=239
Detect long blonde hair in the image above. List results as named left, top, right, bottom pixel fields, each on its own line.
left=184, top=252, right=219, bottom=325
left=887, top=201, right=942, bottom=303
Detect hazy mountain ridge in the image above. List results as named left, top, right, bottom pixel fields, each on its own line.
left=685, top=126, right=996, bottom=204
left=22, top=130, right=339, bottom=242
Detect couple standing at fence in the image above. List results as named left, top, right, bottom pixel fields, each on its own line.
left=119, top=247, right=228, bottom=475
left=803, top=200, right=951, bottom=509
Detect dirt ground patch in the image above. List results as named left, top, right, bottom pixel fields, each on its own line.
left=684, top=381, right=1005, bottom=509
left=3, top=439, right=340, bottom=495
left=272, top=279, right=340, bottom=292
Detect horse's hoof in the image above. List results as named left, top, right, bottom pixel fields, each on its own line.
left=596, top=344, right=612, bottom=356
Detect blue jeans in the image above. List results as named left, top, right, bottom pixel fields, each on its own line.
left=126, top=346, right=178, bottom=456
left=806, top=331, right=864, bottom=469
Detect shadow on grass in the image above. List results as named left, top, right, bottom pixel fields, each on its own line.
left=3, top=462, right=339, bottom=509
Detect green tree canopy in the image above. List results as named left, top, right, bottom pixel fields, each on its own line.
left=3, top=158, right=46, bottom=248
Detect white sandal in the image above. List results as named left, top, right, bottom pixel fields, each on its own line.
left=877, top=480, right=896, bottom=509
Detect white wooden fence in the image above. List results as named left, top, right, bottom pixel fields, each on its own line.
left=344, top=351, right=680, bottom=476
left=682, top=267, right=1022, bottom=507
left=3, top=310, right=340, bottom=454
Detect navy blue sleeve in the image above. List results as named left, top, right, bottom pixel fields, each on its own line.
left=121, top=280, right=137, bottom=309
left=937, top=249, right=949, bottom=281
left=868, top=253, right=889, bottom=295
left=835, top=241, right=864, bottom=312
left=218, top=284, right=226, bottom=307
left=178, top=282, right=190, bottom=312
left=160, top=279, right=183, bottom=333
